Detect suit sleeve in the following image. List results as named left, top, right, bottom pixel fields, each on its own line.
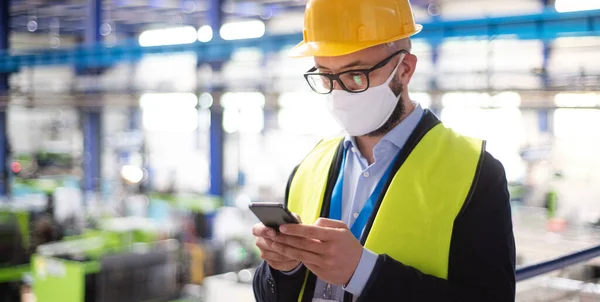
left=253, top=166, right=307, bottom=302
left=357, top=152, right=516, bottom=302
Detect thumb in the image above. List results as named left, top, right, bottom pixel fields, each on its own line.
left=315, top=218, right=347, bottom=229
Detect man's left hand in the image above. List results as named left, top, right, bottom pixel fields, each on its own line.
left=270, top=218, right=363, bottom=286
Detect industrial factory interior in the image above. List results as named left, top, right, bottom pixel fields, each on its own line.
left=0, top=0, right=599, bottom=301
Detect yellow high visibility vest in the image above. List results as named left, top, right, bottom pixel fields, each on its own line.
left=287, top=123, right=484, bottom=301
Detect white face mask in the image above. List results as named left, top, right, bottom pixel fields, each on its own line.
left=326, top=56, right=404, bottom=137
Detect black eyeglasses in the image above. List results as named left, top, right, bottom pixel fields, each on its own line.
left=304, top=50, right=408, bottom=95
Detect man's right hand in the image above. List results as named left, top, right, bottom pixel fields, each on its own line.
left=252, top=223, right=302, bottom=272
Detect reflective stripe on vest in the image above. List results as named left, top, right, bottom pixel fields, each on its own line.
left=287, top=123, right=483, bottom=301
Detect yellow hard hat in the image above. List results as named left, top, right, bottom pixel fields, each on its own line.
left=289, top=0, right=423, bottom=58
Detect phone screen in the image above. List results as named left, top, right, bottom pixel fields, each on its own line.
left=249, top=203, right=299, bottom=231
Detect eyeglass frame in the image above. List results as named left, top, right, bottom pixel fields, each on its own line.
left=303, top=49, right=409, bottom=95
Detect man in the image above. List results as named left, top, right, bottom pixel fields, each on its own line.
left=252, top=0, right=516, bottom=301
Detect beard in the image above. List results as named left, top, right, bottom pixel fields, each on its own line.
left=365, top=78, right=405, bottom=138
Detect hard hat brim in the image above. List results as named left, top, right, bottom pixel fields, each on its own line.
left=289, top=24, right=423, bottom=58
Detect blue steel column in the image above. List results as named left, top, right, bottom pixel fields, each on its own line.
left=209, top=0, right=224, bottom=35
left=541, top=42, right=552, bottom=89
left=539, top=0, right=554, bottom=135
left=208, top=63, right=225, bottom=198
left=542, top=0, right=552, bottom=8
left=117, top=107, right=140, bottom=165
left=82, top=111, right=102, bottom=192
left=79, top=0, right=104, bottom=194
left=0, top=0, right=10, bottom=197
left=129, top=106, right=150, bottom=192
left=430, top=43, right=440, bottom=91
left=207, top=0, right=225, bottom=198
left=538, top=42, right=553, bottom=134
left=429, top=41, right=442, bottom=117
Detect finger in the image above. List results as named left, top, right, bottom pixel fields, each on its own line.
left=269, top=259, right=302, bottom=272
left=314, top=218, right=348, bottom=229
left=304, top=263, right=319, bottom=270
left=257, top=238, right=299, bottom=263
left=255, top=237, right=278, bottom=252
left=304, top=262, right=326, bottom=274
left=304, top=262, right=343, bottom=285
left=259, top=249, right=289, bottom=262
left=271, top=234, right=324, bottom=254
left=279, top=224, right=339, bottom=241
left=270, top=242, right=324, bottom=266
left=252, top=223, right=276, bottom=238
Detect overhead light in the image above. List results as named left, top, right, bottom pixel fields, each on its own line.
left=139, top=26, right=197, bottom=47
left=555, top=92, right=600, bottom=107
left=492, top=91, right=522, bottom=108
left=221, top=92, right=265, bottom=134
left=199, top=92, right=214, bottom=108
left=121, top=165, right=145, bottom=184
left=140, top=93, right=199, bottom=132
left=139, top=93, right=198, bottom=110
left=278, top=92, right=323, bottom=108
left=221, top=92, right=265, bottom=109
left=220, top=20, right=265, bottom=41
left=441, top=92, right=521, bottom=108
left=410, top=92, right=432, bottom=109
left=277, top=92, right=341, bottom=135
left=197, top=25, right=213, bottom=42
left=555, top=0, right=600, bottom=12
left=442, top=92, right=489, bottom=108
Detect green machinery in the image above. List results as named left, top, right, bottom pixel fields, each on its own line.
left=0, top=179, right=75, bottom=302
left=0, top=208, right=183, bottom=302
left=32, top=222, right=180, bottom=302
left=1, top=187, right=228, bottom=301
left=0, top=209, right=32, bottom=301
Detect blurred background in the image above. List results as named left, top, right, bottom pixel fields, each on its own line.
left=0, top=0, right=599, bottom=301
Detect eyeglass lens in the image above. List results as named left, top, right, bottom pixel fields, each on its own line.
left=306, top=71, right=369, bottom=94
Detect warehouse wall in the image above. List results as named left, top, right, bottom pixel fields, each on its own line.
left=5, top=1, right=600, bottom=208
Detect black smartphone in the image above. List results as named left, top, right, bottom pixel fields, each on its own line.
left=249, top=202, right=300, bottom=231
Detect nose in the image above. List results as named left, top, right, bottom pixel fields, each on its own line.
left=331, top=80, right=344, bottom=91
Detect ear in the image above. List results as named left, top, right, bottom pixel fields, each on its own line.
left=399, top=53, right=417, bottom=87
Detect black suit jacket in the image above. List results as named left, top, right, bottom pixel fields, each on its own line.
left=253, top=110, right=516, bottom=302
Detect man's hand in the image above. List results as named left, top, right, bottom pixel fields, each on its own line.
left=270, top=218, right=363, bottom=286
left=252, top=218, right=302, bottom=272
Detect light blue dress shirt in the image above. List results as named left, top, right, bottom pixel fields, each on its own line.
left=281, top=103, right=424, bottom=300
left=313, top=103, right=424, bottom=301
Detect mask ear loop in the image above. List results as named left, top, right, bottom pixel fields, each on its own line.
left=383, top=52, right=407, bottom=86
left=384, top=52, right=407, bottom=102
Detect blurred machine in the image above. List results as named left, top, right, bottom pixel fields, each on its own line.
left=0, top=183, right=82, bottom=300
left=0, top=212, right=29, bottom=302
left=32, top=221, right=178, bottom=302
left=152, top=193, right=259, bottom=284
left=0, top=182, right=262, bottom=302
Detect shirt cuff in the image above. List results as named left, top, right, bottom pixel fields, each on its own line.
left=343, top=248, right=378, bottom=296
left=277, top=263, right=303, bottom=275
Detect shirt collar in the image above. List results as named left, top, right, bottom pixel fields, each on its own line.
left=344, top=102, right=424, bottom=151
